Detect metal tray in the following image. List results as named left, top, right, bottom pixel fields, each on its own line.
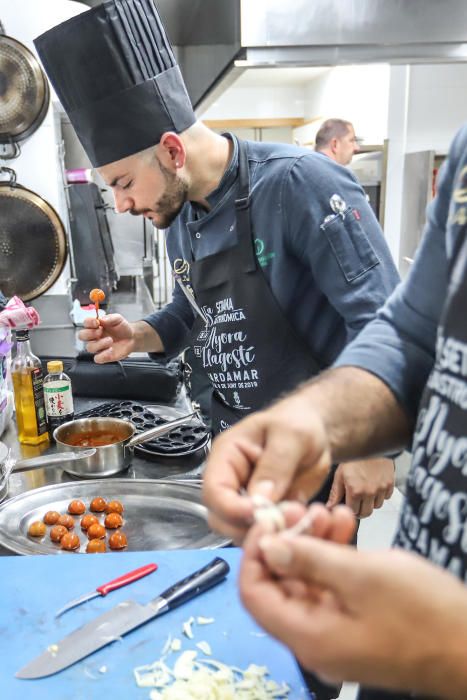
left=0, top=479, right=230, bottom=555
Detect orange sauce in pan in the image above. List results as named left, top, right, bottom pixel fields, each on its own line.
left=64, top=431, right=123, bottom=447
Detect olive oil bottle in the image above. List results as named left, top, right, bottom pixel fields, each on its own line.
left=11, top=329, right=49, bottom=445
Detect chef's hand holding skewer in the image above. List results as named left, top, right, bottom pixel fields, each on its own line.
left=79, top=306, right=165, bottom=365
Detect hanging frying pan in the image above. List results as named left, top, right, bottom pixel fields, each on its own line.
left=0, top=167, right=67, bottom=300
left=0, top=32, right=50, bottom=157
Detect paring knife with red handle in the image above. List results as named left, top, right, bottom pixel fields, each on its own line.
left=55, top=563, right=158, bottom=618
left=17, top=557, right=229, bottom=679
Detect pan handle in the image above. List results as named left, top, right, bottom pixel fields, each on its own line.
left=10, top=449, right=96, bottom=473
left=126, top=412, right=199, bottom=448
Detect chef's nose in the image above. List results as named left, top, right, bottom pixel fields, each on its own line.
left=113, top=189, right=134, bottom=214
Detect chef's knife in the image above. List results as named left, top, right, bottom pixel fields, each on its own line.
left=55, top=563, right=158, bottom=618
left=16, top=557, right=229, bottom=679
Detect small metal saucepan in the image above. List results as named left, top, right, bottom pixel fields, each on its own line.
left=52, top=412, right=198, bottom=478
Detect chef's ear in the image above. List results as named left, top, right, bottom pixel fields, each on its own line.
left=330, top=136, right=339, bottom=155
left=159, top=132, right=185, bottom=169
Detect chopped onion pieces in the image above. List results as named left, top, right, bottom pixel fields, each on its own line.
left=170, top=638, right=182, bottom=652
left=195, top=640, right=212, bottom=656
left=182, top=616, right=195, bottom=639
left=135, top=651, right=290, bottom=698
left=196, top=616, right=215, bottom=625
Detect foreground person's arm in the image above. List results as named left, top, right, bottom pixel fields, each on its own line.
left=240, top=521, right=467, bottom=700
left=203, top=366, right=410, bottom=542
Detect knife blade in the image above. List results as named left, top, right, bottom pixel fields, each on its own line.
left=54, top=563, right=158, bottom=618
left=16, top=557, right=229, bottom=679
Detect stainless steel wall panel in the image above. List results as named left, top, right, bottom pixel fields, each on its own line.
left=241, top=0, right=467, bottom=48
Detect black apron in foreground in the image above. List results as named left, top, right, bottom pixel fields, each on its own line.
left=188, top=138, right=321, bottom=435
left=358, top=227, right=467, bottom=700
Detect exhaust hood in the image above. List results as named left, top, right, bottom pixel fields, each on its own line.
left=74, top=0, right=467, bottom=112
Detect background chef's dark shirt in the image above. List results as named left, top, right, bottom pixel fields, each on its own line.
left=144, top=136, right=399, bottom=366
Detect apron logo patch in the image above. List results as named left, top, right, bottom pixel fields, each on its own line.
left=173, top=258, right=190, bottom=281
left=254, top=238, right=275, bottom=268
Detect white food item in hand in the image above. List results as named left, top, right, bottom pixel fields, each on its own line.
left=253, top=504, right=286, bottom=531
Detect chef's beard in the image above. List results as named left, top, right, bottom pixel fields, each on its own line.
left=131, top=158, right=188, bottom=229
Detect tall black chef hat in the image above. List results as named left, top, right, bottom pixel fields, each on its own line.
left=34, top=0, right=196, bottom=168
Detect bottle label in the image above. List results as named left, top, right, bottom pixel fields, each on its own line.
left=31, top=368, right=48, bottom=434
left=44, top=380, right=74, bottom=417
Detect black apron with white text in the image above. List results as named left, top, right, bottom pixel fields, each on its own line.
left=188, top=138, right=321, bottom=435
left=394, top=231, right=467, bottom=582
left=358, top=206, right=467, bottom=700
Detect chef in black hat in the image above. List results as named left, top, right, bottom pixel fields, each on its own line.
left=36, top=0, right=398, bottom=526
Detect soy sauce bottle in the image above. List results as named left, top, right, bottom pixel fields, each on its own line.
left=11, top=329, right=49, bottom=445
left=43, top=360, right=74, bottom=439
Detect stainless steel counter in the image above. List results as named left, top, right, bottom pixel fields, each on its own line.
left=2, top=391, right=205, bottom=499
left=0, top=391, right=207, bottom=559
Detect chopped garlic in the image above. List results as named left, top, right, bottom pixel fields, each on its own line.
left=196, top=616, right=214, bottom=625
left=196, top=640, right=212, bottom=656
left=182, top=616, right=195, bottom=639
left=47, top=644, right=59, bottom=657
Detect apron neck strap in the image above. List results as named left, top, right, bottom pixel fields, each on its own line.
left=234, top=137, right=257, bottom=272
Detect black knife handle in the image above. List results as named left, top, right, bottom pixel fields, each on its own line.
left=156, top=557, right=230, bottom=610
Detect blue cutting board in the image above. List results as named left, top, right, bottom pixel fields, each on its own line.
left=0, top=549, right=312, bottom=699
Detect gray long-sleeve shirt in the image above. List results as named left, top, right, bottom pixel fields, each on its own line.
left=145, top=136, right=399, bottom=368
left=337, top=123, right=467, bottom=700
left=334, top=124, right=467, bottom=420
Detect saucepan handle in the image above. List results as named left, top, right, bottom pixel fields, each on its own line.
left=11, top=449, right=96, bottom=473
left=126, top=411, right=199, bottom=448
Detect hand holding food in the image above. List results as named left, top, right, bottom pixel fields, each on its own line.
left=78, top=313, right=137, bottom=364
left=239, top=506, right=467, bottom=698
left=203, top=392, right=332, bottom=544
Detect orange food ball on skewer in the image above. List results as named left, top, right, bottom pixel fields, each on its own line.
left=89, top=288, right=106, bottom=325
left=89, top=288, right=106, bottom=303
